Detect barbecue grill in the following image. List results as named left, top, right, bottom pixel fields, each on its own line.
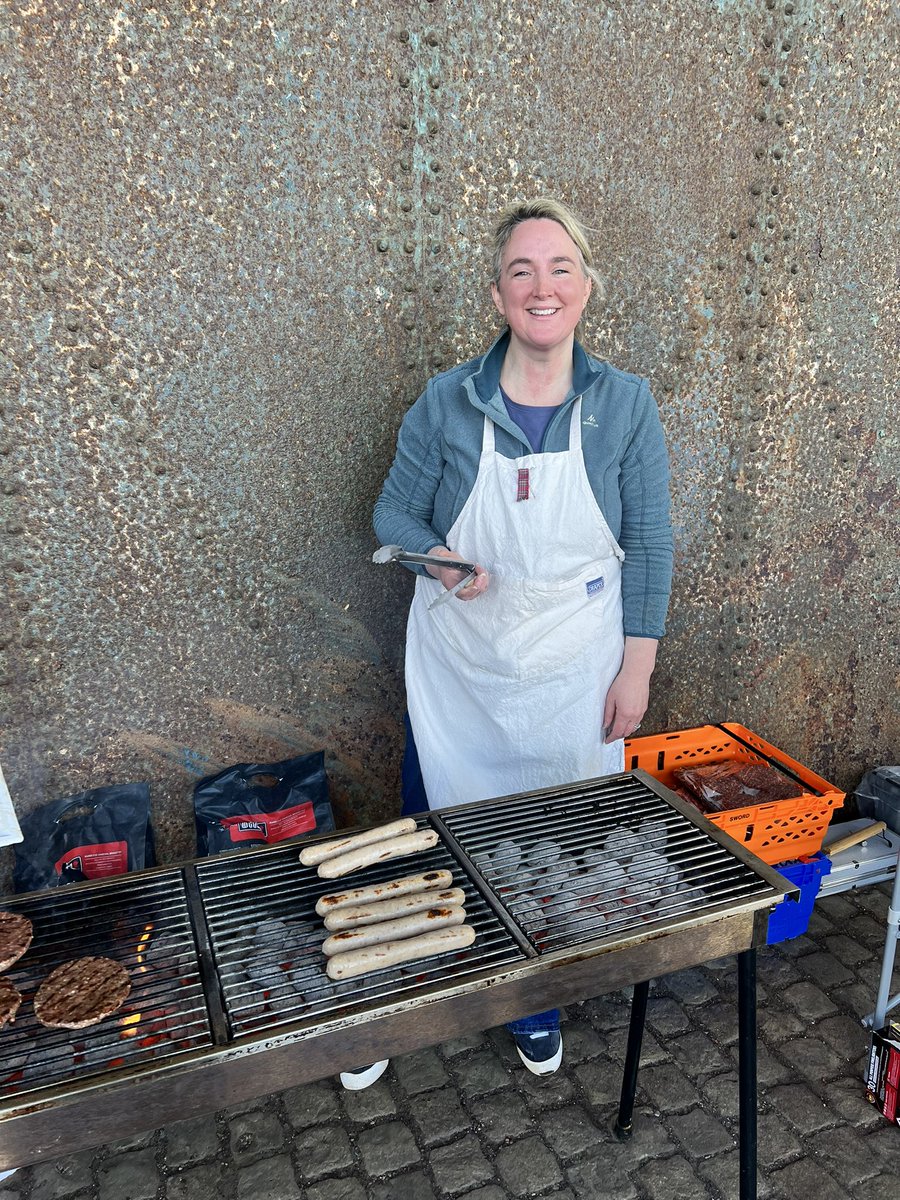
left=0, top=770, right=793, bottom=1197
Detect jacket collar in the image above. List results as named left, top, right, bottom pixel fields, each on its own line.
left=464, top=329, right=604, bottom=412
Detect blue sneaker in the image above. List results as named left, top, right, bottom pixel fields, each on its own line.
left=512, top=1029, right=563, bottom=1075
left=339, top=1059, right=389, bottom=1091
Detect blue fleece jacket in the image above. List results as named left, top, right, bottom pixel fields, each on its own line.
left=373, top=331, right=674, bottom=638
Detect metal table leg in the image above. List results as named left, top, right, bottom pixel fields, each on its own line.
left=614, top=978, right=650, bottom=1140
left=738, top=948, right=758, bottom=1200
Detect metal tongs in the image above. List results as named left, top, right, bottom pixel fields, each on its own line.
left=372, top=545, right=478, bottom=608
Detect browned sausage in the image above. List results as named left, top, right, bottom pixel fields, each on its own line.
left=323, top=887, right=466, bottom=931
left=317, top=830, right=439, bottom=879
left=298, top=818, right=417, bottom=867
left=322, top=906, right=465, bottom=956
left=325, top=925, right=476, bottom=980
left=316, top=870, right=453, bottom=916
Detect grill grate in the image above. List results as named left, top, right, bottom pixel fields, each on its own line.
left=196, top=825, right=527, bottom=1038
left=439, top=773, right=777, bottom=954
left=0, top=872, right=213, bottom=1100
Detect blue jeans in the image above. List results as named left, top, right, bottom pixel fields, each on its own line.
left=401, top=713, right=561, bottom=1039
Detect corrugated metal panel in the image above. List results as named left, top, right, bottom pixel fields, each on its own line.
left=1, top=1, right=896, bottom=887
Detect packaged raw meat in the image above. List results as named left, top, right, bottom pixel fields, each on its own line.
left=673, top=761, right=804, bottom=812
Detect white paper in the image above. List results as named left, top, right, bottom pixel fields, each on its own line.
left=0, top=764, right=23, bottom=847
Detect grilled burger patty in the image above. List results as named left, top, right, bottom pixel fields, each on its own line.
left=34, top=956, right=131, bottom=1029
left=0, top=978, right=23, bottom=1029
left=0, top=911, right=33, bottom=972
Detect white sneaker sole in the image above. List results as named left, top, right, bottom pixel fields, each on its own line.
left=515, top=1033, right=563, bottom=1076
left=339, top=1059, right=390, bottom=1091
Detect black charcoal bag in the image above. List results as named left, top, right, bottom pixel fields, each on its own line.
left=13, top=782, right=155, bottom=893
left=194, top=750, right=333, bottom=856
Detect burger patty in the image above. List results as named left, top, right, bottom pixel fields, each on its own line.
left=0, top=978, right=23, bottom=1029
left=0, top=911, right=33, bottom=972
left=34, top=957, right=131, bottom=1029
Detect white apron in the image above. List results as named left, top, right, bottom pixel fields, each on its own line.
left=405, top=399, right=626, bottom=810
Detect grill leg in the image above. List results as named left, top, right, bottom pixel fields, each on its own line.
left=738, top=948, right=758, bottom=1200
left=614, top=979, right=650, bottom=1141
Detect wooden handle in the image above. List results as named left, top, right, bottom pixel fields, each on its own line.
left=825, top=821, right=887, bottom=857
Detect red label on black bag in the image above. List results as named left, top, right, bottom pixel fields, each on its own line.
left=220, top=801, right=317, bottom=844
left=55, top=841, right=129, bottom=880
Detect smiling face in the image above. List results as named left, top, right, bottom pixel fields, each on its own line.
left=491, top=218, right=592, bottom=357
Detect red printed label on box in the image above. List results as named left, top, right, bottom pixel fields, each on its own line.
left=55, top=842, right=129, bottom=880
left=884, top=1079, right=898, bottom=1123
left=221, top=802, right=317, bottom=844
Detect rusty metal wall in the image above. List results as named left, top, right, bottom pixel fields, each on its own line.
left=1, top=1, right=896, bottom=890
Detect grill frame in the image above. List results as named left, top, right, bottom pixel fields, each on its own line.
left=0, top=771, right=794, bottom=1170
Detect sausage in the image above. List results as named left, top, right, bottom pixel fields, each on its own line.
left=298, top=818, right=418, bottom=867
left=322, top=905, right=465, bottom=956
left=323, top=887, right=466, bottom=930
left=325, top=924, right=476, bottom=980
left=316, top=870, right=453, bottom=916
left=317, top=829, right=439, bottom=879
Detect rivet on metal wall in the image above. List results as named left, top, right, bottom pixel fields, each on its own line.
left=430, top=242, right=441, bottom=254
left=757, top=70, right=769, bottom=85
left=400, top=199, right=412, bottom=212
left=403, top=281, right=416, bottom=292
left=425, top=32, right=439, bottom=47
left=402, top=317, right=415, bottom=330
left=427, top=120, right=438, bottom=136
left=754, top=108, right=767, bottom=123
left=397, top=117, right=411, bottom=131
left=432, top=282, right=443, bottom=293
left=775, top=111, right=786, bottom=126
left=399, top=74, right=410, bottom=88
left=429, top=203, right=441, bottom=215
left=432, top=354, right=444, bottom=367
left=403, top=240, right=416, bottom=254
left=750, top=183, right=762, bottom=196
left=430, top=160, right=441, bottom=173
left=13, top=240, right=34, bottom=254
left=248, top=618, right=261, bottom=630
left=376, top=239, right=389, bottom=252
left=782, top=40, right=793, bottom=53
left=65, top=317, right=81, bottom=331
left=785, top=2, right=795, bottom=13
left=398, top=30, right=410, bottom=43
left=399, top=158, right=411, bottom=172
left=87, top=354, right=103, bottom=370
left=429, top=74, right=441, bottom=89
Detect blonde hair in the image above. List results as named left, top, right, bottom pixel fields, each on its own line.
left=490, top=197, right=604, bottom=302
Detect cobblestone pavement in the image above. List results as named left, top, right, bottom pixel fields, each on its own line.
left=3, top=885, right=898, bottom=1200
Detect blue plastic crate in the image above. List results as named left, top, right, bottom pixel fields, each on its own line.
left=766, top=852, right=833, bottom=945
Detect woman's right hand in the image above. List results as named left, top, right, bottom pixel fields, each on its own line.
left=426, top=546, right=490, bottom=601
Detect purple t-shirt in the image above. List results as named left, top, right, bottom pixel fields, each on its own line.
left=500, top=387, right=559, bottom=453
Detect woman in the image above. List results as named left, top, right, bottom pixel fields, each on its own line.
left=351, top=198, right=673, bottom=1091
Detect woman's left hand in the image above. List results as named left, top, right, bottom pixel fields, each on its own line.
left=602, top=636, right=658, bottom=742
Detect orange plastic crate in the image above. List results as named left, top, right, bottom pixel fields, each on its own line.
left=624, top=722, right=845, bottom=864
